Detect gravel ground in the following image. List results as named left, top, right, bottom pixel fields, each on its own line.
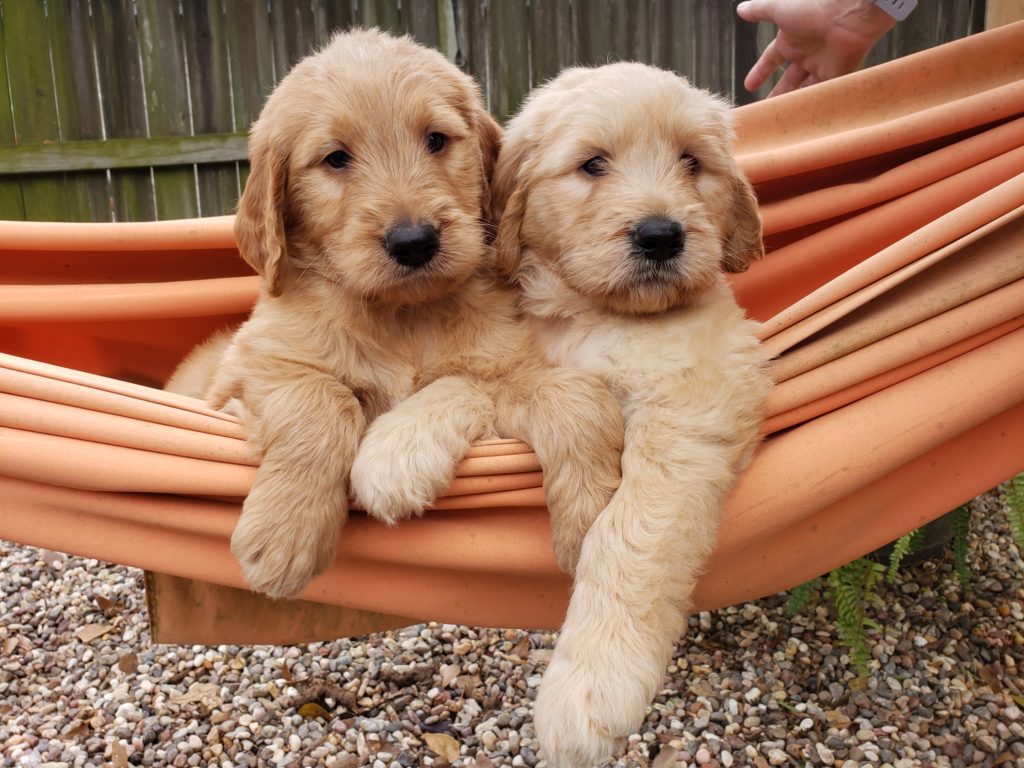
left=2, top=487, right=1023, bottom=768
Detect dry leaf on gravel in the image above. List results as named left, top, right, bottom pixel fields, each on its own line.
left=298, top=702, right=332, bottom=719
left=438, top=663, right=461, bottom=687
left=117, top=652, right=138, bottom=674
left=510, top=637, right=531, bottom=660
left=422, top=732, right=460, bottom=761
left=651, top=745, right=680, bottom=768
left=111, top=740, right=129, bottom=767
left=95, top=595, right=124, bottom=616
left=168, top=682, right=220, bottom=707
left=74, top=623, right=112, bottom=643
left=41, top=549, right=64, bottom=567
left=979, top=664, right=1004, bottom=693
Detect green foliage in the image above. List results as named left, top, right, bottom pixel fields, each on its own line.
left=887, top=528, right=924, bottom=584
left=1006, top=473, right=1024, bottom=554
left=826, top=558, right=886, bottom=680
left=785, top=577, right=821, bottom=617
left=951, top=505, right=972, bottom=588
left=786, top=477, right=1024, bottom=683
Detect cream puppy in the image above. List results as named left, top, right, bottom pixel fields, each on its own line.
left=491, top=63, right=772, bottom=767
left=168, top=30, right=623, bottom=601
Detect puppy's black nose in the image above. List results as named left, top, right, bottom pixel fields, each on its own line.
left=632, top=217, right=684, bottom=262
left=385, top=223, right=439, bottom=268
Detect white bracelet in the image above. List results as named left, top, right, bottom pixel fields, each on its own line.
left=873, top=0, right=918, bottom=21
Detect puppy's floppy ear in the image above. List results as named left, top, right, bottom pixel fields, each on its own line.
left=235, top=127, right=289, bottom=296
left=490, top=135, right=531, bottom=278
left=721, top=169, right=764, bottom=274
left=474, top=109, right=503, bottom=216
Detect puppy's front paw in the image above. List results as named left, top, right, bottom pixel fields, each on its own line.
left=350, top=417, right=459, bottom=525
left=535, top=632, right=656, bottom=768
left=231, top=484, right=340, bottom=599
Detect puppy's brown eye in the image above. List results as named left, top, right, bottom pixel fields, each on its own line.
left=324, top=150, right=351, bottom=169
left=581, top=156, right=608, bottom=177
left=681, top=153, right=700, bottom=174
left=426, top=132, right=447, bottom=154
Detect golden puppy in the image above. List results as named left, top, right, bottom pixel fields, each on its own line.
left=167, top=29, right=623, bottom=600
left=492, top=63, right=772, bottom=767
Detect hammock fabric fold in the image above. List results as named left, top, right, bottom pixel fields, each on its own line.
left=2, top=23, right=1023, bottom=640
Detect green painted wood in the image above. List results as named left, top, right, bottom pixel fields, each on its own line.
left=359, top=0, right=404, bottom=37
left=185, top=2, right=241, bottom=216
left=489, top=0, right=530, bottom=123
left=224, top=0, right=277, bottom=132
left=0, top=0, right=986, bottom=223
left=2, top=0, right=71, bottom=221
left=89, top=0, right=156, bottom=222
left=312, top=0, right=355, bottom=48
left=436, top=0, right=459, bottom=63
left=272, top=0, right=318, bottom=77
left=529, top=0, right=574, bottom=89
left=0, top=5, right=25, bottom=220
left=624, top=0, right=652, bottom=65
left=136, top=0, right=200, bottom=221
left=453, top=0, right=488, bottom=102
left=52, top=0, right=109, bottom=221
left=407, top=0, right=438, bottom=50
left=692, top=2, right=734, bottom=94
left=0, top=133, right=249, bottom=174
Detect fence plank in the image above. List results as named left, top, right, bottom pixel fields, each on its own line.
left=271, top=0, right=319, bottom=77
left=136, top=0, right=199, bottom=220
left=224, top=0, right=277, bottom=134
left=359, top=0, right=404, bottom=37
left=0, top=5, right=25, bottom=220
left=0, top=133, right=248, bottom=174
left=488, top=0, right=531, bottom=123
left=312, top=1, right=355, bottom=47
left=89, top=0, right=156, bottom=222
left=184, top=2, right=241, bottom=216
left=57, top=1, right=111, bottom=221
left=529, top=0, right=574, bottom=89
left=407, top=0, right=441, bottom=51
left=453, top=0, right=488, bottom=105
left=2, top=0, right=71, bottom=221
left=692, top=2, right=734, bottom=94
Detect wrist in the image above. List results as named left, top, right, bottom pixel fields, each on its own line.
left=872, top=0, right=918, bottom=21
left=833, top=0, right=900, bottom=42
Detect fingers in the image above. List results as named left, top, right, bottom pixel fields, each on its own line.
left=744, top=36, right=787, bottom=92
left=768, top=61, right=809, bottom=97
left=735, top=0, right=775, bottom=23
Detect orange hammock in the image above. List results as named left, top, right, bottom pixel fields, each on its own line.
left=2, top=23, right=1023, bottom=642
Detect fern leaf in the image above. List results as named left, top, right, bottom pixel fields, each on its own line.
left=827, top=559, right=873, bottom=680
left=1006, top=473, right=1024, bottom=553
left=785, top=578, right=820, bottom=617
left=887, top=528, right=924, bottom=583
left=951, top=505, right=972, bottom=588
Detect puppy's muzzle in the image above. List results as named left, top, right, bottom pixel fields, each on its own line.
left=631, top=217, right=684, bottom=262
left=385, top=222, right=440, bottom=269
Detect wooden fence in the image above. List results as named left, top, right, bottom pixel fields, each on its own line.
left=0, top=0, right=988, bottom=222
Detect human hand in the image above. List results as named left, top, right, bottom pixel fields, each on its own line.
left=737, top=0, right=898, bottom=96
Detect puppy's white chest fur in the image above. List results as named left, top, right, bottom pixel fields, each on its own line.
left=528, top=281, right=764, bottom=417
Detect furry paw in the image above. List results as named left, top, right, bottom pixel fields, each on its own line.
left=535, top=624, right=662, bottom=768
left=534, top=650, right=639, bottom=767
left=349, top=414, right=460, bottom=525
left=230, top=483, right=340, bottom=599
